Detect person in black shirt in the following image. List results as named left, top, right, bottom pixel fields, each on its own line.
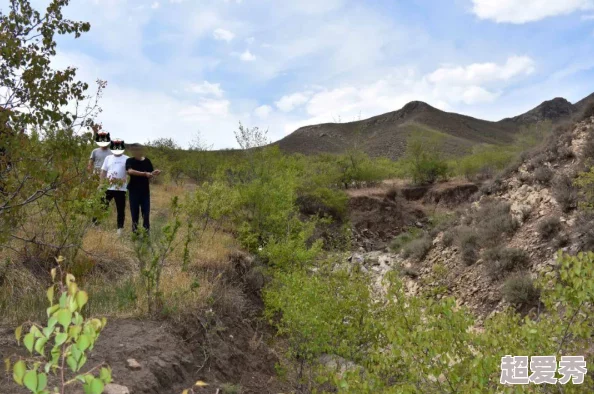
left=125, top=144, right=161, bottom=233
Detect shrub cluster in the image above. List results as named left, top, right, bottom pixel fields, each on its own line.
left=483, top=247, right=529, bottom=278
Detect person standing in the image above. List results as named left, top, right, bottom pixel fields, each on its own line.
left=88, top=131, right=112, bottom=172
left=126, top=144, right=161, bottom=234
left=89, top=130, right=112, bottom=225
left=100, top=139, right=128, bottom=235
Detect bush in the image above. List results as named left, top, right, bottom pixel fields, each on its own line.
left=574, top=213, right=594, bottom=252
left=442, top=230, right=455, bottom=247
left=536, top=216, right=561, bottom=240
left=552, top=174, right=578, bottom=212
left=390, top=228, right=423, bottom=252
left=533, top=167, right=553, bottom=184
left=502, top=273, right=540, bottom=307
left=402, top=235, right=433, bottom=261
left=456, top=227, right=480, bottom=266
left=404, top=134, right=449, bottom=185
left=474, top=200, right=518, bottom=246
left=483, top=247, right=529, bottom=277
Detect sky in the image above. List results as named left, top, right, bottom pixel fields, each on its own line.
left=40, top=0, right=594, bottom=149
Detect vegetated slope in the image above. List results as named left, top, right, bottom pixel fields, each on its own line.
left=350, top=113, right=594, bottom=319
left=276, top=93, right=593, bottom=159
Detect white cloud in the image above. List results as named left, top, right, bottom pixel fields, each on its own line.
left=213, top=28, right=235, bottom=42
left=426, top=56, right=535, bottom=85
left=151, top=2, right=160, bottom=9
left=186, top=81, right=224, bottom=97
left=240, top=49, right=256, bottom=62
left=275, top=92, right=312, bottom=112
left=254, top=105, right=272, bottom=118
left=582, top=13, right=594, bottom=20
left=472, top=0, right=594, bottom=24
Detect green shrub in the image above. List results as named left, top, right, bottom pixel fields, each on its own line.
left=402, top=235, right=433, bottom=261
left=390, top=228, right=423, bottom=252
left=403, top=133, right=449, bottom=185
left=455, top=145, right=515, bottom=181
left=537, top=216, right=561, bottom=240
left=502, top=273, right=540, bottom=307
left=483, top=247, right=529, bottom=277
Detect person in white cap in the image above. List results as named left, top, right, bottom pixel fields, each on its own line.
left=100, top=139, right=129, bottom=235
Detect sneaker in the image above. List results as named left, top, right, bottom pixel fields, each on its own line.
left=117, top=228, right=123, bottom=236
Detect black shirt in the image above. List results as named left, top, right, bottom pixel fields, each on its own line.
left=126, top=157, right=154, bottom=194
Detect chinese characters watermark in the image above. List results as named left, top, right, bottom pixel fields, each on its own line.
left=501, top=355, right=587, bottom=385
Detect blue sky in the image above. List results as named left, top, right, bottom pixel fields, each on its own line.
left=44, top=0, right=594, bottom=148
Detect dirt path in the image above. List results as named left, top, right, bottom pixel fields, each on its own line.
left=0, top=318, right=289, bottom=394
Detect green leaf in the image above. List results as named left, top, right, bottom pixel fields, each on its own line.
left=55, top=332, right=68, bottom=346
left=15, top=325, right=23, bottom=345
left=23, top=333, right=35, bottom=353
left=13, top=360, right=26, bottom=386
left=89, top=378, right=104, bottom=394
left=35, top=337, right=48, bottom=356
left=77, top=335, right=91, bottom=352
left=23, top=370, right=38, bottom=392
left=100, top=367, right=112, bottom=384
left=66, top=356, right=77, bottom=373
left=37, top=372, right=47, bottom=391
left=47, top=286, right=54, bottom=305
left=57, top=309, right=72, bottom=328
left=76, top=291, right=89, bottom=311
left=46, top=305, right=59, bottom=318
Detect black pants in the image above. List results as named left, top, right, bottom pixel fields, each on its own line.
left=93, top=190, right=126, bottom=228
left=105, top=190, right=126, bottom=229
left=129, top=191, right=150, bottom=233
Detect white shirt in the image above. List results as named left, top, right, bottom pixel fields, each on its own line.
left=101, top=154, right=129, bottom=191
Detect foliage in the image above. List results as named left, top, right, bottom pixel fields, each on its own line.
left=454, top=145, right=515, bottom=181
left=552, top=173, right=578, bottom=212
left=502, top=273, right=540, bottom=307
left=575, top=166, right=594, bottom=211
left=533, top=166, right=553, bottom=184
left=266, top=249, right=594, bottom=393
left=0, top=0, right=104, bottom=264
left=403, top=133, right=448, bottom=185
left=483, top=247, right=529, bottom=277
left=401, top=234, right=432, bottom=261
left=234, top=121, right=269, bottom=150
left=5, top=257, right=110, bottom=394
left=132, top=197, right=182, bottom=315
left=389, top=227, right=423, bottom=252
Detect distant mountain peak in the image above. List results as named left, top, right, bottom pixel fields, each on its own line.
left=508, top=96, right=576, bottom=124
left=400, top=101, right=433, bottom=113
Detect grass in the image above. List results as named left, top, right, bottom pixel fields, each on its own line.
left=0, top=182, right=238, bottom=325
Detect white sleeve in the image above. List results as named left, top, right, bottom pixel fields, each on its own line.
left=101, top=156, right=109, bottom=172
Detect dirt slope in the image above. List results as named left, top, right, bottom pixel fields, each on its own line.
left=345, top=113, right=593, bottom=319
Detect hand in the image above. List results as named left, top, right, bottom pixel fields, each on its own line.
left=152, top=169, right=161, bottom=176
left=145, top=172, right=153, bottom=179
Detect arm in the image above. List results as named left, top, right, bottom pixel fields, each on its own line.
left=87, top=159, right=94, bottom=171
left=127, top=168, right=153, bottom=178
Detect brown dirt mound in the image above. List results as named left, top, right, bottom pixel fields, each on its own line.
left=349, top=194, right=425, bottom=251
left=0, top=317, right=288, bottom=394
left=422, top=182, right=479, bottom=207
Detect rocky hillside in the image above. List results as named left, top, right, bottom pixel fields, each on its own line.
left=344, top=113, right=594, bottom=319
left=276, top=92, right=594, bottom=159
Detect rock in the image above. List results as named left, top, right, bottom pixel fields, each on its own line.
left=126, top=359, right=141, bottom=371
left=105, top=384, right=130, bottom=394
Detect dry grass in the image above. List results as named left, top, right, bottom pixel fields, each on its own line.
left=0, top=182, right=242, bottom=326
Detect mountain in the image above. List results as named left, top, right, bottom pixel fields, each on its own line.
left=275, top=92, right=593, bottom=159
